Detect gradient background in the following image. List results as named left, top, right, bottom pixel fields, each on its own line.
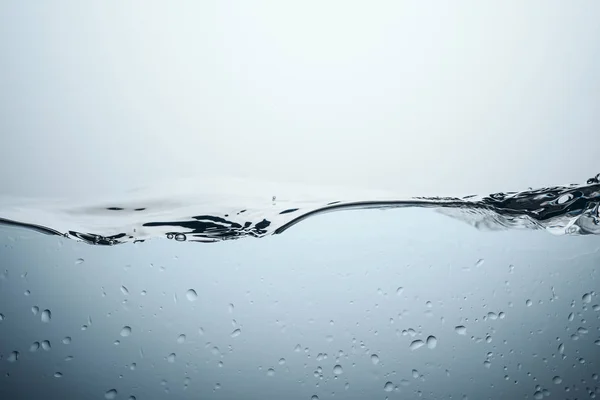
left=1, top=1, right=600, bottom=399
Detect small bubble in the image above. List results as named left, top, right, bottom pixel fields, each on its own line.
left=29, top=342, right=40, bottom=352
left=62, top=337, right=71, bottom=345
left=177, top=334, right=186, bottom=344
left=41, top=309, right=51, bottom=323
left=333, top=365, right=343, bottom=375
left=455, top=326, right=467, bottom=335
left=426, top=335, right=438, bottom=349
left=120, top=286, right=129, bottom=295
left=409, top=340, right=425, bottom=350
left=371, top=354, right=380, bottom=365
left=167, top=353, right=176, bottom=363
left=175, top=233, right=186, bottom=242
left=526, top=299, right=532, bottom=307
left=7, top=351, right=19, bottom=362
left=41, top=340, right=51, bottom=351
left=266, top=368, right=275, bottom=377
left=230, top=329, right=241, bottom=338
left=186, top=289, right=198, bottom=302
left=120, top=326, right=132, bottom=337
left=552, top=376, right=562, bottom=384
left=54, top=372, right=62, bottom=378
left=582, top=293, right=592, bottom=303
left=75, top=258, right=84, bottom=265
left=384, top=381, right=395, bottom=392
left=105, top=389, right=118, bottom=399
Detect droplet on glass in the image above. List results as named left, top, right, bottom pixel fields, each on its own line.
left=526, top=299, right=532, bottom=307
left=582, top=293, right=592, bottom=303
left=167, top=353, right=176, bottom=363
left=552, top=376, right=562, bottom=384
left=41, top=309, right=51, bottom=323
left=186, top=289, right=197, bottom=302
left=120, top=286, right=129, bottom=295
left=371, top=354, right=380, bottom=365
left=62, top=337, right=71, bottom=345
left=177, top=334, right=186, bottom=344
left=54, top=372, right=62, bottom=378
left=278, top=358, right=285, bottom=365
left=266, top=368, right=275, bottom=377
left=230, top=329, right=241, bottom=338
left=426, top=335, right=438, bottom=349
left=384, top=381, right=394, bottom=392
left=455, top=326, right=467, bottom=335
left=396, top=287, right=404, bottom=296
left=120, top=326, right=132, bottom=337
left=7, top=351, right=19, bottom=362
left=75, top=258, right=84, bottom=265
left=41, top=340, right=51, bottom=351
left=409, top=340, right=425, bottom=350
left=333, top=365, right=343, bottom=375
left=105, top=389, right=117, bottom=399
left=31, top=306, right=39, bottom=316
left=29, top=342, right=40, bottom=352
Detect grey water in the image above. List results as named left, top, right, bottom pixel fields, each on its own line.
left=1, top=176, right=599, bottom=399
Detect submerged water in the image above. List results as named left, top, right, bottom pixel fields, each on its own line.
left=0, top=175, right=599, bottom=399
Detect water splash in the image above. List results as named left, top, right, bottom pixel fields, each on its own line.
left=0, top=174, right=599, bottom=245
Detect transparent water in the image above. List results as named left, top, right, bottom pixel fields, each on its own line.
left=1, top=177, right=599, bottom=399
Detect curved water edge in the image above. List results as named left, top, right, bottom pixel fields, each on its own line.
left=0, top=174, right=599, bottom=245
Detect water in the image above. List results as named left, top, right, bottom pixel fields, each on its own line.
left=0, top=175, right=599, bottom=399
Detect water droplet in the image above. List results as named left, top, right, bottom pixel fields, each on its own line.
left=333, top=365, right=343, bottom=375
left=75, top=258, right=84, bottom=265
left=455, top=326, right=467, bottom=335
left=230, top=329, right=241, bottom=338
left=31, top=306, right=39, bottom=316
left=409, top=340, right=425, bottom=350
left=294, top=344, right=301, bottom=352
left=228, top=303, right=234, bottom=313
left=29, top=342, right=40, bottom=352
left=533, top=391, right=543, bottom=400
left=278, top=358, right=285, bottom=365
left=475, top=259, right=484, bottom=267
left=41, top=340, right=51, bottom=351
left=128, top=396, right=136, bottom=400
left=567, top=312, right=574, bottom=321
left=266, top=368, right=275, bottom=377
left=371, top=354, right=380, bottom=365
left=526, top=299, right=532, bottom=307
left=582, top=293, right=592, bottom=303
left=167, top=353, right=176, bottom=363
left=120, top=326, right=132, bottom=337
left=426, top=335, right=438, bottom=349
left=114, top=340, right=120, bottom=346
left=105, top=389, right=117, bottom=399
left=177, top=334, right=186, bottom=344
left=54, top=372, right=62, bottom=378
left=311, top=396, right=319, bottom=400
left=41, top=309, right=51, bottom=323
left=62, top=337, right=71, bottom=345
left=130, top=363, right=136, bottom=370
left=384, top=381, right=395, bottom=392
left=552, top=376, right=562, bottom=384
left=120, top=286, right=129, bottom=295
left=65, top=356, right=73, bottom=361
left=412, top=369, right=419, bottom=378
left=558, top=343, right=565, bottom=354
left=577, top=327, right=588, bottom=334
left=595, top=339, right=600, bottom=346
left=24, top=290, right=30, bottom=296
left=0, top=313, right=4, bottom=321
left=483, top=360, right=491, bottom=368
left=175, top=233, right=186, bottom=241
left=186, top=289, right=197, bottom=302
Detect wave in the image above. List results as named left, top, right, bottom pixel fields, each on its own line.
left=0, top=174, right=599, bottom=245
